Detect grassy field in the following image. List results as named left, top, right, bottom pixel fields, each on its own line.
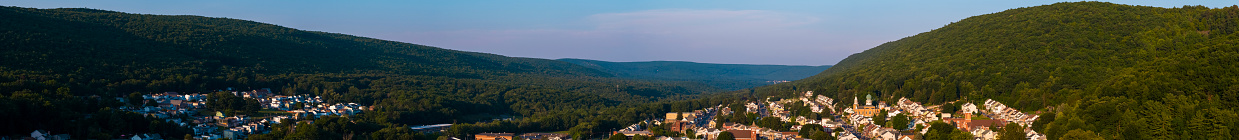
left=971, top=114, right=991, bottom=120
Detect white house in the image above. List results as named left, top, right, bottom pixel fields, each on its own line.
left=961, top=103, right=978, bottom=115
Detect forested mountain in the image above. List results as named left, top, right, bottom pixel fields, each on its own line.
left=557, top=58, right=832, bottom=90
left=745, top=2, right=1239, bottom=139
left=0, top=6, right=732, bottom=139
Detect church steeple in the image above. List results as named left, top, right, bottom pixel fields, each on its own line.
left=865, top=94, right=873, bottom=106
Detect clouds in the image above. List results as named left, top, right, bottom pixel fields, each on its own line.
left=389, top=9, right=868, bottom=65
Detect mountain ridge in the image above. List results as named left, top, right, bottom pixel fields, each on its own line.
left=0, top=5, right=727, bottom=139
left=747, top=2, right=1238, bottom=139
left=557, top=58, right=831, bottom=90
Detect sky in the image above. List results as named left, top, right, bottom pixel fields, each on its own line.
left=3, top=1, right=1234, bottom=65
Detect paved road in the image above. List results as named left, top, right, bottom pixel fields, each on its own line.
left=841, top=124, right=869, bottom=140
left=696, top=109, right=715, bottom=128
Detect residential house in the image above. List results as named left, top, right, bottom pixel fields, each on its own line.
left=131, top=133, right=161, bottom=140
left=1025, top=129, right=1047, bottom=140
left=898, top=132, right=916, bottom=140
left=876, top=130, right=898, bottom=140
left=961, top=103, right=978, bottom=115
left=970, top=129, right=996, bottom=140
left=696, top=128, right=724, bottom=140
left=30, top=130, right=49, bottom=140
left=837, top=132, right=859, bottom=140
left=28, top=130, right=66, bottom=140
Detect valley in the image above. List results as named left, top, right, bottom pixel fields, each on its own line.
left=3, top=1, right=1239, bottom=140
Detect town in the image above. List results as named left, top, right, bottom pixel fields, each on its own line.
left=467, top=91, right=1047, bottom=140
left=15, top=88, right=373, bottom=140
left=12, top=90, right=1046, bottom=140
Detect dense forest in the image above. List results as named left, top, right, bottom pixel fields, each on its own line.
left=557, top=58, right=831, bottom=90
left=0, top=6, right=738, bottom=139
left=748, top=2, right=1239, bottom=139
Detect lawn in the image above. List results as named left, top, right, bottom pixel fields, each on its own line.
left=971, top=114, right=991, bottom=120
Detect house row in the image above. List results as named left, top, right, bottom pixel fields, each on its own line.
left=474, top=133, right=572, bottom=140
left=124, top=88, right=377, bottom=140
left=221, top=121, right=269, bottom=140
left=228, top=88, right=275, bottom=99
left=143, top=92, right=208, bottom=102
left=983, top=99, right=1039, bottom=126
left=26, top=130, right=70, bottom=140
left=964, top=122, right=1047, bottom=140
left=808, top=91, right=837, bottom=112
left=259, top=95, right=323, bottom=110
left=896, top=97, right=935, bottom=118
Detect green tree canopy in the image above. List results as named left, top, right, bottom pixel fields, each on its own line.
left=609, top=133, right=627, bottom=140
left=809, top=130, right=834, bottom=140
left=1060, top=129, right=1103, bottom=140
left=799, top=124, right=824, bottom=137
left=717, top=131, right=734, bottom=140
left=892, top=113, right=910, bottom=130
left=998, top=123, right=1026, bottom=140
left=874, top=109, right=888, bottom=127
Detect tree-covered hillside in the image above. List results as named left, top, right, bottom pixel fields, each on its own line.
left=0, top=6, right=728, bottom=139
left=749, top=2, right=1238, bottom=139
left=557, top=58, right=832, bottom=90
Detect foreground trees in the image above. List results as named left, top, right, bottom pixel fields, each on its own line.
left=717, top=131, right=734, bottom=140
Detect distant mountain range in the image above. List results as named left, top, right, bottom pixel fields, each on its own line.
left=557, top=58, right=831, bottom=90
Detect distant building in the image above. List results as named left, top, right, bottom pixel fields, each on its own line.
left=476, top=133, right=515, bottom=140
left=131, top=133, right=161, bottom=140
left=853, top=94, right=882, bottom=117
left=944, top=114, right=1006, bottom=131
left=30, top=130, right=48, bottom=140
left=725, top=130, right=757, bottom=140
left=664, top=112, right=697, bottom=132
left=615, top=131, right=653, bottom=137
left=410, top=124, right=452, bottom=133
left=521, top=133, right=569, bottom=140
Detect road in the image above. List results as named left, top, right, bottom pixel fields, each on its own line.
left=841, top=124, right=869, bottom=140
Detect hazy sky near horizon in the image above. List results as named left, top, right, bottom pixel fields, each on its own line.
left=4, top=1, right=1234, bottom=65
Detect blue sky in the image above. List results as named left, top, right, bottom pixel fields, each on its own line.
left=3, top=1, right=1234, bottom=65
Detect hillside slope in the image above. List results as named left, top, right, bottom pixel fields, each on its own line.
left=751, top=2, right=1238, bottom=139
left=0, top=6, right=724, bottom=138
left=0, top=7, right=610, bottom=79
left=558, top=58, right=831, bottom=90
